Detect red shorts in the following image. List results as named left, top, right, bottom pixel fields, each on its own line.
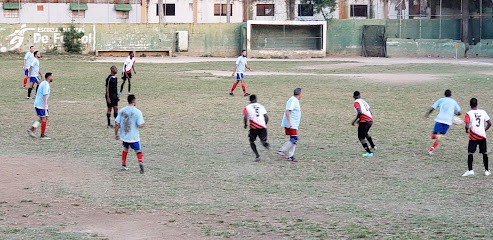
left=285, top=128, right=298, bottom=136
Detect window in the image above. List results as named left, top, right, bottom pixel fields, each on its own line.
left=72, top=10, right=85, bottom=18
left=4, top=9, right=19, bottom=18
left=116, top=11, right=129, bottom=19
left=214, top=4, right=232, bottom=16
left=156, top=4, right=175, bottom=16
left=256, top=4, right=274, bottom=16
left=297, top=4, right=313, bottom=16
left=350, top=5, right=368, bottom=17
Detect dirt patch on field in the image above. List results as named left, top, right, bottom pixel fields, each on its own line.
left=189, top=70, right=438, bottom=84
left=0, top=156, right=201, bottom=239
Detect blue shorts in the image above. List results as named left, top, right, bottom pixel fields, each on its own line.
left=24, top=69, right=29, bottom=75
left=30, top=76, right=40, bottom=83
left=236, top=73, right=244, bottom=80
left=433, top=122, right=450, bottom=135
left=123, top=141, right=141, bottom=151
left=35, top=108, right=49, bottom=117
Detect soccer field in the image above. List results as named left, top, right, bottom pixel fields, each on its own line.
left=2, top=55, right=493, bottom=239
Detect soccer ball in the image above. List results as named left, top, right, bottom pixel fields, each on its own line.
left=453, top=116, right=463, bottom=125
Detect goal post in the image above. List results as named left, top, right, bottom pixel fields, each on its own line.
left=246, top=20, right=327, bottom=58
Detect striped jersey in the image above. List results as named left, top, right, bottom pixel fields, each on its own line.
left=464, top=109, right=490, bottom=140
left=243, top=103, right=267, bottom=129
left=354, top=99, right=373, bottom=122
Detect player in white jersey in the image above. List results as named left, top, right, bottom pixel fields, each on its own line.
left=352, top=91, right=377, bottom=157
left=230, top=50, right=251, bottom=97
left=462, top=98, right=491, bottom=177
left=23, top=46, right=35, bottom=88
left=243, top=94, right=271, bottom=161
left=27, top=51, right=42, bottom=99
left=120, top=51, right=136, bottom=95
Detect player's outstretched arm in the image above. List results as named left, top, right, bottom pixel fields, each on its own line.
left=425, top=107, right=435, bottom=118
left=352, top=108, right=361, bottom=126
left=114, top=123, right=120, bottom=140
left=232, top=64, right=238, bottom=76
left=486, top=120, right=492, bottom=131
left=264, top=114, right=269, bottom=125
left=243, top=114, right=248, bottom=129
left=246, top=64, right=252, bottom=71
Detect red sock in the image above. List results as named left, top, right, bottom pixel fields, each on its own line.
left=122, top=151, right=128, bottom=166
left=137, top=152, right=143, bottom=163
left=429, top=141, right=439, bottom=152
left=241, top=83, right=246, bottom=93
left=231, top=82, right=238, bottom=92
left=41, top=121, right=47, bottom=135
left=23, top=77, right=27, bottom=87
left=431, top=134, right=437, bottom=139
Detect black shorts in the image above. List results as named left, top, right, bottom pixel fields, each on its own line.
left=249, top=128, right=267, bottom=142
left=468, top=139, right=487, bottom=154
left=106, top=95, right=119, bottom=108
left=122, top=72, right=132, bottom=80
left=358, top=121, right=373, bottom=140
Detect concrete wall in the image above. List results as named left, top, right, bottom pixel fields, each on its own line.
left=0, top=3, right=141, bottom=24
left=387, top=38, right=493, bottom=58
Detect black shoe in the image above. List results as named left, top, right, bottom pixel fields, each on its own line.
left=244, top=93, right=250, bottom=97
left=229, top=92, right=234, bottom=96
left=40, top=134, right=51, bottom=140
left=139, top=162, right=144, bottom=174
left=289, top=156, right=297, bottom=162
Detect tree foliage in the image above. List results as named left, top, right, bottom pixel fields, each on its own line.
left=58, top=25, right=85, bottom=54
left=301, top=0, right=337, bottom=20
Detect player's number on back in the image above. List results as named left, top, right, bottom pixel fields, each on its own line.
left=254, top=107, right=260, bottom=117
left=475, top=116, right=481, bottom=127
left=363, top=102, right=370, bottom=112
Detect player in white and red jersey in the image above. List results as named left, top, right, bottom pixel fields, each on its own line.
left=120, top=51, right=136, bottom=95
left=243, top=94, right=271, bottom=161
left=352, top=91, right=377, bottom=157
left=462, top=98, right=491, bottom=177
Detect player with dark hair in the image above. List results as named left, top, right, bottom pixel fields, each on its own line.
left=230, top=50, right=251, bottom=97
left=115, top=94, right=145, bottom=174
left=27, top=51, right=42, bottom=99
left=243, top=94, right=272, bottom=161
left=27, top=72, right=53, bottom=140
left=425, top=89, right=461, bottom=155
left=352, top=91, right=377, bottom=157
left=105, top=66, right=119, bottom=128
left=278, top=88, right=302, bottom=162
left=120, top=51, right=136, bottom=95
left=23, top=46, right=35, bottom=88
left=462, top=98, right=491, bottom=177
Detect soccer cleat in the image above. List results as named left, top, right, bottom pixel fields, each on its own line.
left=107, top=124, right=114, bottom=128
left=371, top=146, right=378, bottom=152
left=229, top=92, right=234, bottom=96
left=119, top=92, right=123, bottom=95
left=127, top=92, right=131, bottom=95
left=26, top=97, right=30, bottom=99
left=289, top=156, right=297, bottom=162
left=139, top=162, right=144, bottom=174
left=254, top=157, right=261, bottom=162
left=427, top=151, right=433, bottom=156
left=462, top=170, right=474, bottom=177
left=121, top=166, right=129, bottom=171
left=485, top=170, right=491, bottom=176
left=277, top=151, right=288, bottom=159
left=362, top=152, right=373, bottom=157
left=244, top=93, right=250, bottom=97
left=40, top=134, right=51, bottom=140
left=27, top=129, right=36, bottom=138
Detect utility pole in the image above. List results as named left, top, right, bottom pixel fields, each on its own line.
left=226, top=0, right=231, bottom=23
left=158, top=0, right=164, bottom=23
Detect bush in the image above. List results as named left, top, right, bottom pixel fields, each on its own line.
left=58, top=25, right=85, bottom=53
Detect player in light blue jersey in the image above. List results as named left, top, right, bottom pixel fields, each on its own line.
left=115, top=94, right=145, bottom=174
left=27, top=72, right=53, bottom=140
left=230, top=50, right=251, bottom=97
left=23, top=46, right=34, bottom=88
left=425, top=89, right=461, bottom=155
left=278, top=88, right=302, bottom=162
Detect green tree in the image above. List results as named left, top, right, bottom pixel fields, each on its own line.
left=300, top=0, right=337, bottom=19
left=58, top=25, right=85, bottom=54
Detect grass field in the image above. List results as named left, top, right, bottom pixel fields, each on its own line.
left=1, top=55, right=493, bottom=239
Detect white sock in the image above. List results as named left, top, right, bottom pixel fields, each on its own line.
left=288, top=144, right=296, bottom=158
left=279, top=141, right=293, bottom=152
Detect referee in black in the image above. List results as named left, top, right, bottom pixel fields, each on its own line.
left=105, top=66, right=119, bottom=128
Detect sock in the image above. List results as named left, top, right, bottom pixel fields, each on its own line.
left=483, top=154, right=489, bottom=171
left=429, top=141, right=439, bottom=152
left=250, top=141, right=259, bottom=158
left=28, top=88, right=33, bottom=97
left=114, top=112, right=118, bottom=119
left=128, top=81, right=131, bottom=92
left=288, top=144, right=296, bottom=158
left=41, top=121, right=46, bottom=135
left=241, top=83, right=246, bottom=93
left=367, top=136, right=375, bottom=148
left=23, top=77, right=27, bottom=87
left=231, top=82, right=238, bottom=92
left=120, top=82, right=125, bottom=93
left=279, top=141, right=293, bottom=152
left=107, top=113, right=111, bottom=126
left=31, top=121, right=40, bottom=130
left=362, top=143, right=371, bottom=153
left=122, top=151, right=128, bottom=166
left=137, top=152, right=143, bottom=163
left=468, top=154, right=473, bottom=171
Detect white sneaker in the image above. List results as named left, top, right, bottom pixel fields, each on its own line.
left=462, top=170, right=475, bottom=177
left=427, top=151, right=433, bottom=155
left=485, top=170, right=491, bottom=176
